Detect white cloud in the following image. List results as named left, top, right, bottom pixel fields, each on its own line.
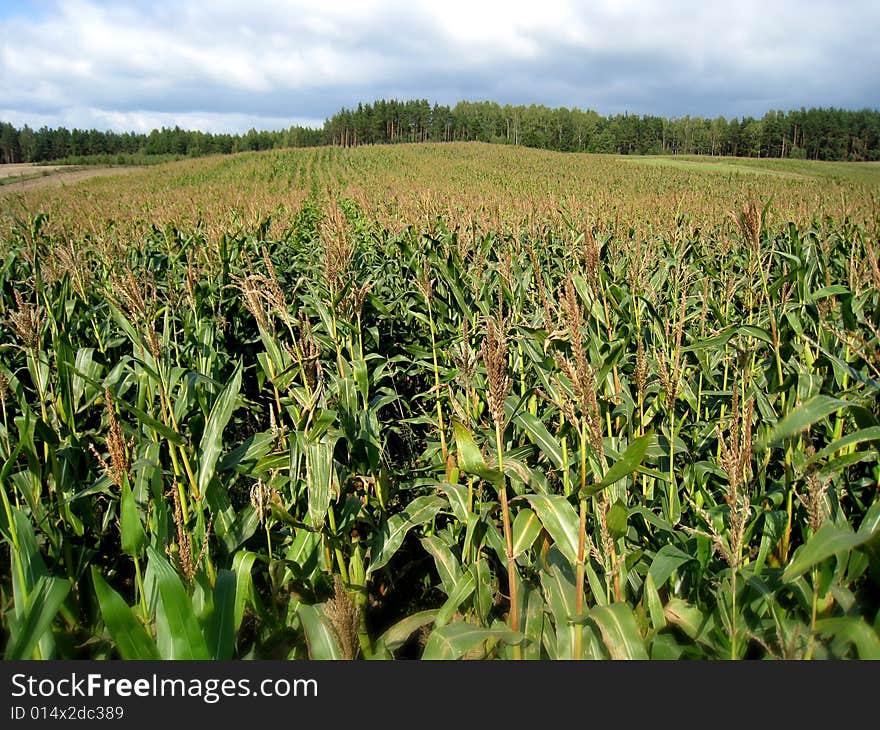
left=0, top=106, right=323, bottom=133
left=0, top=0, right=877, bottom=132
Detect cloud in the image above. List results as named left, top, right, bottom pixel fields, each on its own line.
left=1, top=0, right=877, bottom=132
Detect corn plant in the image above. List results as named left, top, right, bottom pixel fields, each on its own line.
left=1, top=144, right=879, bottom=660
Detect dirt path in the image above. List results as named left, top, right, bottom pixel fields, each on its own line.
left=0, top=163, right=75, bottom=179
left=0, top=165, right=139, bottom=194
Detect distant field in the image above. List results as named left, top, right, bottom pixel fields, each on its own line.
left=0, top=163, right=70, bottom=187
left=0, top=162, right=136, bottom=193
left=624, top=153, right=880, bottom=186
left=3, top=143, right=877, bottom=239
left=1, top=142, right=879, bottom=661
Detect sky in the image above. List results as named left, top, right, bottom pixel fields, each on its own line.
left=1, top=0, right=878, bottom=133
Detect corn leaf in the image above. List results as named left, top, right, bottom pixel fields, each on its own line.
left=369, top=495, right=445, bottom=574
left=815, top=617, right=880, bottom=659
left=4, top=575, right=69, bottom=660
left=589, top=603, right=649, bottom=660
left=524, top=494, right=580, bottom=567
left=204, top=569, right=236, bottom=660
left=435, top=571, right=476, bottom=628
left=581, top=431, right=653, bottom=497
left=511, top=507, right=542, bottom=557
left=147, top=545, right=210, bottom=660
left=298, top=603, right=343, bottom=660
left=452, top=419, right=503, bottom=486
left=197, top=362, right=242, bottom=496
left=783, top=523, right=875, bottom=582
left=422, top=622, right=520, bottom=660
left=305, top=437, right=337, bottom=529
left=421, top=535, right=462, bottom=596
left=120, top=475, right=146, bottom=557
left=91, top=567, right=159, bottom=660
left=377, top=610, right=438, bottom=653
left=768, top=395, right=851, bottom=443
left=513, top=411, right=565, bottom=470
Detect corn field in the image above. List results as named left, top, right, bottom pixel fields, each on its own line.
left=1, top=143, right=879, bottom=660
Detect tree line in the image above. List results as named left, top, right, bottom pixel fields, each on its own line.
left=324, top=100, right=880, bottom=160
left=0, top=123, right=322, bottom=164
left=2, top=100, right=879, bottom=164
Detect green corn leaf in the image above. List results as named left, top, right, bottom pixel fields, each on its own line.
left=815, top=617, right=880, bottom=659
left=71, top=347, right=103, bottom=412
left=756, top=509, right=788, bottom=573
left=585, top=561, right=607, bottom=607
left=471, top=558, right=493, bottom=624
left=783, top=523, right=876, bottom=582
left=422, top=622, right=520, bottom=660
left=0, top=439, right=25, bottom=487
left=298, top=603, right=343, bottom=660
left=605, top=499, right=629, bottom=540
left=768, top=395, right=851, bottom=444
left=231, top=550, right=259, bottom=633
left=353, top=357, right=370, bottom=403
left=11, top=508, right=49, bottom=599
left=629, top=506, right=676, bottom=533
left=648, top=544, right=696, bottom=586
left=4, top=575, right=69, bottom=660
left=511, top=507, right=542, bottom=557
left=663, top=598, right=715, bottom=647
left=539, top=549, right=580, bottom=659
left=120, top=475, right=146, bottom=557
left=452, top=419, right=503, bottom=486
left=107, top=304, right=141, bottom=349
left=421, top=535, right=462, bottom=597
left=437, top=481, right=468, bottom=523
left=9, top=509, right=56, bottom=660
left=858, top=500, right=880, bottom=537
left=377, top=610, right=438, bottom=653
left=305, top=436, right=337, bottom=529
left=435, top=571, right=476, bottom=628
left=683, top=324, right=773, bottom=352
left=219, top=505, right=261, bottom=555
left=116, top=400, right=186, bottom=446
left=803, top=426, right=880, bottom=468
left=581, top=431, right=653, bottom=497
left=197, top=362, right=242, bottom=497
left=204, top=569, right=236, bottom=660
left=809, top=284, right=850, bottom=301
left=524, top=494, right=580, bottom=567
left=218, top=431, right=276, bottom=473
left=286, top=529, right=321, bottom=579
left=650, top=633, right=687, bottom=660
left=589, top=603, right=649, bottom=660
left=513, top=411, right=565, bottom=470
left=642, top=573, right=666, bottom=631
left=369, top=495, right=445, bottom=574
left=147, top=545, right=210, bottom=660
left=819, top=451, right=877, bottom=475
left=53, top=335, right=76, bottom=430
left=90, top=567, right=159, bottom=660
left=522, top=586, right=546, bottom=660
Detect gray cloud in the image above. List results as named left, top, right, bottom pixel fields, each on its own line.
left=1, top=0, right=877, bottom=132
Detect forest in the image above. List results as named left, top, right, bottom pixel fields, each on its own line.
left=1, top=100, right=879, bottom=164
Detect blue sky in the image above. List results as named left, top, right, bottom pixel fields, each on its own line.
left=0, top=0, right=32, bottom=19
left=1, top=0, right=878, bottom=133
